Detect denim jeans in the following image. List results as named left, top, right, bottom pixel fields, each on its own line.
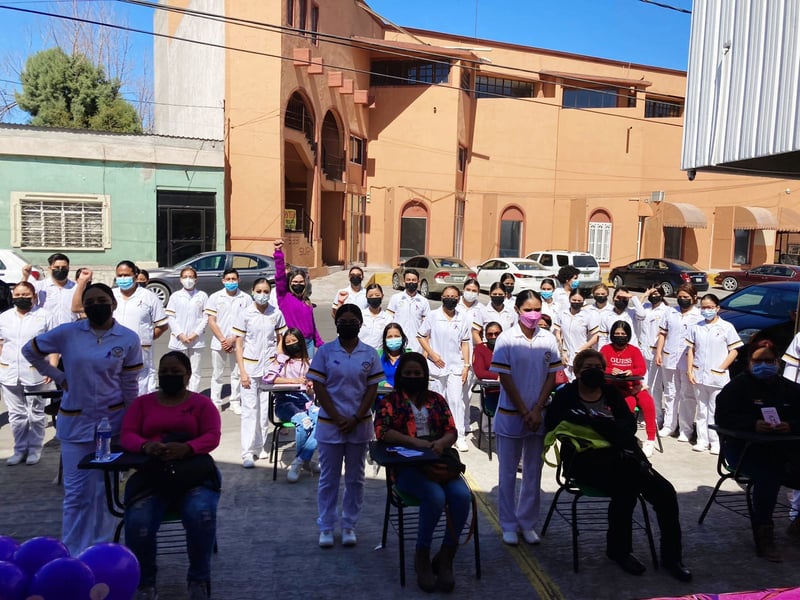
left=125, top=484, right=220, bottom=587
left=290, top=411, right=318, bottom=461
left=395, top=467, right=471, bottom=550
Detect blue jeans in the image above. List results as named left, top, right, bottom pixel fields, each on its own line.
left=125, top=485, right=220, bottom=587
left=395, top=467, right=471, bottom=550
left=275, top=394, right=318, bottom=462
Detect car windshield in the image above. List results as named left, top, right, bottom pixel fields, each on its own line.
left=573, top=256, right=598, bottom=268
left=433, top=258, right=469, bottom=269
left=721, top=285, right=799, bottom=318
left=512, top=261, right=545, bottom=271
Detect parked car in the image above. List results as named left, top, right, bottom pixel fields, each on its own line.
left=146, top=251, right=276, bottom=306
left=475, top=257, right=553, bottom=293
left=0, top=250, right=43, bottom=284
left=714, top=264, right=800, bottom=292
left=391, top=255, right=477, bottom=298
left=525, top=250, right=602, bottom=292
left=608, top=258, right=708, bottom=297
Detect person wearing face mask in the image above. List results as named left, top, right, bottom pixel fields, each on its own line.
left=374, top=352, right=471, bottom=593
left=500, top=273, right=516, bottom=308
left=22, top=283, right=142, bottom=556
left=538, top=278, right=558, bottom=322
left=486, top=281, right=518, bottom=332
left=205, top=268, right=251, bottom=413
left=378, top=323, right=409, bottom=387
left=359, top=283, right=392, bottom=350
left=716, top=338, right=800, bottom=562
left=121, top=351, right=221, bottom=600
left=23, top=252, right=78, bottom=326
left=418, top=286, right=472, bottom=452
left=654, top=283, right=702, bottom=441
left=491, top=290, right=562, bottom=546
left=308, top=304, right=383, bottom=548
left=639, top=286, right=669, bottom=427
left=233, top=278, right=287, bottom=469
left=685, top=293, right=742, bottom=454
left=456, top=278, right=488, bottom=434
left=386, top=268, right=430, bottom=352
left=331, top=266, right=369, bottom=318
left=273, top=239, right=324, bottom=357
left=600, top=321, right=658, bottom=457
left=545, top=349, right=691, bottom=582
left=472, top=322, right=503, bottom=432
left=554, top=290, right=600, bottom=381
left=165, top=267, right=208, bottom=392
left=0, top=282, right=56, bottom=466
left=598, top=286, right=646, bottom=350
left=552, top=266, right=581, bottom=315
left=584, top=283, right=611, bottom=348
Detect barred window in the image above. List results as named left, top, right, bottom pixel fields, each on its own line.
left=370, top=60, right=451, bottom=86
left=11, top=192, right=111, bottom=250
left=475, top=76, right=534, bottom=99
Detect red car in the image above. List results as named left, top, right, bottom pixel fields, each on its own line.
left=715, top=264, right=800, bottom=292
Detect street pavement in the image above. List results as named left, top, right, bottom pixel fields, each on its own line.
left=0, top=271, right=794, bottom=600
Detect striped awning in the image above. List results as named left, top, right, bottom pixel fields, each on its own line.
left=662, top=202, right=707, bottom=229
left=733, top=206, right=778, bottom=230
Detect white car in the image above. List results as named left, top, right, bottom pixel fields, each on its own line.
left=475, top=257, right=554, bottom=293
left=0, top=250, right=43, bottom=284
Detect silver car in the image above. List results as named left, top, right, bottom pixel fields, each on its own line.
left=391, top=255, right=477, bottom=298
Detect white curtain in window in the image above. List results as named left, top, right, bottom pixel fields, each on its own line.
left=588, top=221, right=612, bottom=262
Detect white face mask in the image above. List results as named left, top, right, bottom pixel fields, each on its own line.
left=181, top=277, right=196, bottom=290
left=462, top=290, right=478, bottom=303
left=253, top=292, right=270, bottom=306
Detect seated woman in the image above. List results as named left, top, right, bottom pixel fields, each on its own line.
left=379, top=322, right=409, bottom=388
left=375, top=352, right=472, bottom=593
left=716, top=337, right=800, bottom=562
left=544, top=349, right=691, bottom=582
left=471, top=321, right=502, bottom=428
left=263, top=328, right=319, bottom=483
left=121, top=351, right=222, bottom=600
left=600, top=320, right=658, bottom=457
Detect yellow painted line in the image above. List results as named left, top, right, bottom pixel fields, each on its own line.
left=464, top=471, right=565, bottom=600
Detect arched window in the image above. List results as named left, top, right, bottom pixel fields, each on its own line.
left=399, top=201, right=428, bottom=261
left=499, top=206, right=524, bottom=257
left=321, top=111, right=344, bottom=181
left=588, top=210, right=612, bottom=263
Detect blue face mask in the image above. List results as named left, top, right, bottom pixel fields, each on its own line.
left=570, top=279, right=580, bottom=290
left=223, top=281, right=239, bottom=293
left=115, top=276, right=134, bottom=291
left=540, top=290, right=553, bottom=300
left=386, top=338, right=403, bottom=351
left=701, top=308, right=717, bottom=321
left=752, top=362, right=779, bottom=379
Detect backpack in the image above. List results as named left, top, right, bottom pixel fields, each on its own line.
left=542, top=421, right=611, bottom=468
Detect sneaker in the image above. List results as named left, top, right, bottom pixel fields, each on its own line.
left=242, top=457, right=255, bottom=469
left=6, top=453, right=25, bottom=466
left=691, top=443, right=707, bottom=453
left=25, top=452, right=41, bottom=465
left=342, top=528, right=357, bottom=546
left=135, top=587, right=158, bottom=600
left=230, top=401, right=242, bottom=415
left=455, top=439, right=469, bottom=452
left=521, top=529, right=541, bottom=545
left=658, top=427, right=673, bottom=438
left=319, top=530, right=334, bottom=548
left=287, top=458, right=302, bottom=483
left=709, top=444, right=720, bottom=455
left=676, top=433, right=690, bottom=443
left=303, top=460, right=321, bottom=473
left=187, top=581, right=209, bottom=600
left=642, top=441, right=655, bottom=458
left=258, top=450, right=269, bottom=460
left=502, top=530, right=519, bottom=546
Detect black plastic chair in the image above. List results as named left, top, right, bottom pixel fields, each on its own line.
left=475, top=380, right=499, bottom=460
left=266, top=390, right=297, bottom=482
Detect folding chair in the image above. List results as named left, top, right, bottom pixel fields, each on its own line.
left=267, top=390, right=297, bottom=482
left=475, top=379, right=499, bottom=460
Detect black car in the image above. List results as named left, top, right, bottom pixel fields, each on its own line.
left=146, top=251, right=276, bottom=306
left=609, top=258, right=708, bottom=296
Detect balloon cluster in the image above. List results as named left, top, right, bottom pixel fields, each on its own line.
left=0, top=536, right=139, bottom=600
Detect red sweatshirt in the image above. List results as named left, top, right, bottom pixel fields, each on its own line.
left=600, top=343, right=646, bottom=395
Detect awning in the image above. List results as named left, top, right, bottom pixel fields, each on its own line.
left=350, top=36, right=478, bottom=60
left=539, top=70, right=652, bottom=88
left=778, top=207, right=800, bottom=232
left=662, top=202, right=707, bottom=229
left=733, top=206, right=778, bottom=230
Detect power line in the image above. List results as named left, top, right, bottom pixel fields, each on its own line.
left=638, top=0, right=692, bottom=15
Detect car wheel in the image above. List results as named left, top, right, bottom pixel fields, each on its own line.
left=419, top=280, right=430, bottom=298
left=392, top=272, right=402, bottom=290
left=659, top=281, right=675, bottom=297
left=612, top=275, right=624, bottom=289
left=147, top=282, right=171, bottom=307
left=721, top=276, right=738, bottom=292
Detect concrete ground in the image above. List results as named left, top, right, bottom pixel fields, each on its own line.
left=0, top=270, right=794, bottom=600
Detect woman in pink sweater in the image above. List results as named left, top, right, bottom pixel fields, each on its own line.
left=121, top=351, right=221, bottom=600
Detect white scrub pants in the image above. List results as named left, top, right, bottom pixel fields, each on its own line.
left=645, top=358, right=664, bottom=425
left=316, top=441, right=367, bottom=532
left=661, top=367, right=695, bottom=434
left=2, top=382, right=48, bottom=456
left=137, top=346, right=156, bottom=396
left=210, top=348, right=241, bottom=406
left=496, top=433, right=544, bottom=533
left=676, top=370, right=699, bottom=438
left=240, top=374, right=270, bottom=459
left=60, top=440, right=118, bottom=556
left=185, top=346, right=203, bottom=392
left=461, top=370, right=477, bottom=433
left=694, top=383, right=721, bottom=449
left=431, top=372, right=468, bottom=441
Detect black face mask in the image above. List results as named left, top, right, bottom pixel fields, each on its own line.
left=52, top=268, right=69, bottom=282
left=570, top=302, right=584, bottom=311
left=677, top=297, right=693, bottom=309
left=84, top=303, right=113, bottom=326
left=612, top=335, right=630, bottom=346
left=580, top=368, right=605, bottom=389
left=400, top=377, right=427, bottom=394
left=614, top=299, right=629, bottom=310
left=159, top=374, right=185, bottom=396
left=285, top=342, right=303, bottom=356
left=648, top=294, right=662, bottom=305
left=486, top=339, right=496, bottom=351
left=290, top=283, right=306, bottom=296
left=12, top=298, right=32, bottom=311
left=367, top=297, right=382, bottom=309
left=405, top=282, right=418, bottom=294
left=490, top=296, right=505, bottom=307
left=337, top=322, right=361, bottom=340
left=349, top=276, right=363, bottom=287
left=503, top=284, right=514, bottom=295
left=593, top=295, right=608, bottom=305
left=442, top=298, right=459, bottom=311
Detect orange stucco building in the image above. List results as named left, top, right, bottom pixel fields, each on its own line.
left=154, top=0, right=800, bottom=274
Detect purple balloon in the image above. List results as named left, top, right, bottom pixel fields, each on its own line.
left=11, top=537, right=69, bottom=577
left=79, top=544, right=140, bottom=600
left=0, top=536, right=19, bottom=562
left=0, top=560, right=28, bottom=600
left=28, top=557, right=95, bottom=600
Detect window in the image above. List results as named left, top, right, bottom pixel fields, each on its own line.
left=11, top=192, right=110, bottom=250
left=349, top=136, right=365, bottom=165
left=587, top=219, right=612, bottom=263
left=287, top=0, right=294, bottom=26
left=400, top=201, right=428, bottom=260
left=562, top=87, right=634, bottom=109
left=298, top=0, right=307, bottom=32
left=370, top=60, right=450, bottom=86
left=453, top=199, right=465, bottom=258
left=663, top=228, right=684, bottom=260
left=475, top=76, right=534, bottom=99
left=733, top=230, right=752, bottom=265
left=232, top=254, right=270, bottom=270
left=499, top=206, right=524, bottom=258
left=310, top=4, right=319, bottom=45
left=457, top=146, right=467, bottom=172
left=645, top=96, right=684, bottom=118
left=189, top=254, right=226, bottom=272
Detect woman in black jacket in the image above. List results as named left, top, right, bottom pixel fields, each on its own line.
left=545, top=349, right=691, bottom=582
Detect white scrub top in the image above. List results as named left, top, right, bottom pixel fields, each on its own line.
left=232, top=304, right=287, bottom=376
left=484, top=302, right=518, bottom=333
left=555, top=309, right=599, bottom=364
left=639, top=303, right=669, bottom=361
left=782, top=331, right=800, bottom=383
left=34, top=278, right=77, bottom=326
left=0, top=306, right=52, bottom=386
left=659, top=307, right=702, bottom=370
left=359, top=309, right=392, bottom=349
left=686, top=318, right=742, bottom=388
left=417, top=307, right=471, bottom=377
left=332, top=286, right=368, bottom=311
left=113, top=286, right=168, bottom=347
left=166, top=288, right=208, bottom=351
left=204, top=288, right=253, bottom=351
left=386, top=292, right=430, bottom=351
left=456, top=299, right=486, bottom=348
left=599, top=298, right=646, bottom=350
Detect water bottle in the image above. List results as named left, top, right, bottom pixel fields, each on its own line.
left=95, top=417, right=112, bottom=461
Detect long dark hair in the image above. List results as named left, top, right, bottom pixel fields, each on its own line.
left=394, top=352, right=430, bottom=397
left=283, top=327, right=309, bottom=363
left=381, top=323, right=407, bottom=356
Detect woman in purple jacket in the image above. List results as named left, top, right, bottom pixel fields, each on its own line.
left=273, top=239, right=324, bottom=357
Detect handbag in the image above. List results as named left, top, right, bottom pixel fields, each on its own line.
left=422, top=447, right=466, bottom=484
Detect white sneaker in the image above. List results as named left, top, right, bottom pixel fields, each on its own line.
left=287, top=458, right=302, bottom=483
left=303, top=460, right=321, bottom=473
left=676, top=433, right=690, bottom=443
left=709, top=444, right=720, bottom=455
left=230, top=401, right=242, bottom=415
left=341, top=528, right=357, bottom=546
left=642, top=441, right=655, bottom=458
left=455, top=439, right=469, bottom=452
left=691, top=443, right=707, bottom=453
left=258, top=450, right=269, bottom=460
left=502, top=530, right=519, bottom=546
left=25, top=452, right=41, bottom=465
left=318, top=530, right=334, bottom=548
left=242, top=457, right=255, bottom=468
left=522, top=529, right=541, bottom=545
left=658, top=427, right=673, bottom=438
left=6, top=453, right=24, bottom=466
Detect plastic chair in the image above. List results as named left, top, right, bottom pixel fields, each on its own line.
left=267, top=390, right=297, bottom=482
left=475, top=380, right=499, bottom=460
